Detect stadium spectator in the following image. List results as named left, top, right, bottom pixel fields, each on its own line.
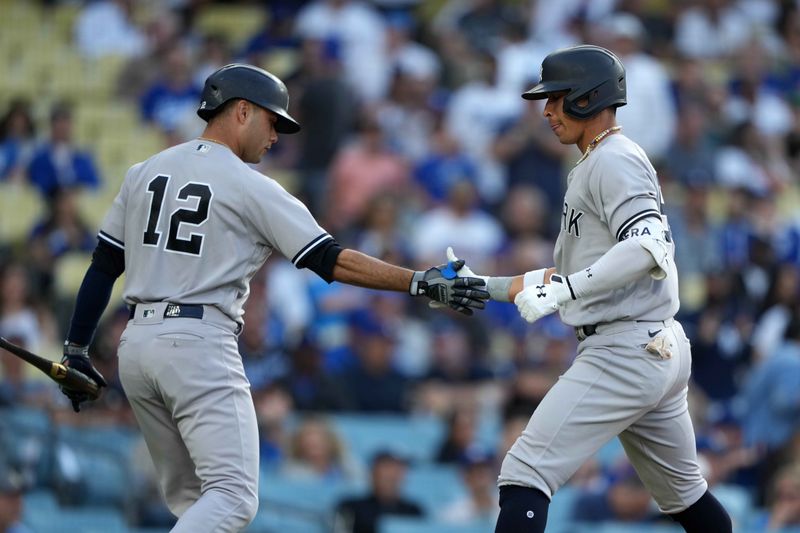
left=327, top=111, right=410, bottom=232
left=285, top=333, right=353, bottom=412
left=412, top=122, right=479, bottom=207
left=0, top=263, right=48, bottom=355
left=436, top=407, right=478, bottom=464
left=491, top=101, right=569, bottom=218
left=139, top=44, right=201, bottom=136
left=439, top=448, right=499, bottom=525
left=294, top=0, right=388, bottom=102
left=27, top=187, right=95, bottom=300
left=601, top=12, right=676, bottom=162
left=572, top=461, right=665, bottom=524
left=761, top=462, right=800, bottom=530
left=740, top=308, right=800, bottom=452
left=283, top=418, right=363, bottom=483
left=26, top=102, right=101, bottom=199
left=0, top=465, right=30, bottom=533
left=341, top=313, right=410, bottom=413
left=409, top=179, right=503, bottom=273
left=674, top=0, right=755, bottom=60
left=253, top=383, right=293, bottom=471
left=74, top=0, right=146, bottom=60
left=0, top=99, right=36, bottom=183
left=333, top=450, right=424, bottom=533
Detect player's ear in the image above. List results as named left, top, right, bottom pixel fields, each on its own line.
left=234, top=99, right=250, bottom=124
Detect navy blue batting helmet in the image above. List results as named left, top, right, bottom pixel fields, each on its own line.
left=197, top=64, right=300, bottom=134
left=522, top=45, right=626, bottom=119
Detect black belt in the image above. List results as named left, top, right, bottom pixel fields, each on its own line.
left=575, top=324, right=597, bottom=341
left=129, top=303, right=204, bottom=320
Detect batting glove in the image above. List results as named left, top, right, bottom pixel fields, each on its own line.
left=61, top=342, right=107, bottom=413
left=514, top=274, right=575, bottom=323
left=429, top=247, right=489, bottom=311
left=410, top=258, right=489, bottom=316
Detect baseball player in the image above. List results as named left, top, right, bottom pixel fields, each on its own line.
left=58, top=64, right=488, bottom=533
left=448, top=46, right=732, bottom=532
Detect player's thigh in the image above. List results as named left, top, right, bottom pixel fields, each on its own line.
left=155, top=324, right=260, bottom=497
left=118, top=329, right=201, bottom=513
left=499, top=347, right=651, bottom=496
left=620, top=387, right=707, bottom=514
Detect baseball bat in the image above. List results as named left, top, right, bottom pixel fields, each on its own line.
left=0, top=337, right=99, bottom=398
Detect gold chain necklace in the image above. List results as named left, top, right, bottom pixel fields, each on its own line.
left=575, top=126, right=622, bottom=165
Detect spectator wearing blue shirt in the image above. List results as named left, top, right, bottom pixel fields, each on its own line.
left=27, top=102, right=100, bottom=198
left=740, top=307, right=800, bottom=451
left=140, top=45, right=201, bottom=134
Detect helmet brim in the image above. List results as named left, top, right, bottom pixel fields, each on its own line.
left=521, top=81, right=575, bottom=100
left=274, top=112, right=301, bottom=134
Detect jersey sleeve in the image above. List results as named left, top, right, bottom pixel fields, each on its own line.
left=244, top=171, right=332, bottom=268
left=588, top=149, right=662, bottom=241
left=98, top=164, right=137, bottom=250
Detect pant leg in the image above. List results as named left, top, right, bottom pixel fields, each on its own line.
left=119, top=320, right=259, bottom=533
left=619, top=322, right=708, bottom=514
left=118, top=331, right=202, bottom=516
left=498, top=324, right=673, bottom=498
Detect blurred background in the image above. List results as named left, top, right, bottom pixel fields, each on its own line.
left=1, top=0, right=800, bottom=532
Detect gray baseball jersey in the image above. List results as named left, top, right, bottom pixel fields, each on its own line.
left=98, top=139, right=330, bottom=323
left=554, top=133, right=679, bottom=326
left=499, top=133, right=707, bottom=516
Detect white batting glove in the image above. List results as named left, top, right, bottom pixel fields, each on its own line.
left=429, top=247, right=488, bottom=310
left=514, top=274, right=574, bottom=323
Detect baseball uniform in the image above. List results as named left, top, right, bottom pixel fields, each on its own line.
left=498, top=133, right=708, bottom=514
left=99, top=138, right=333, bottom=532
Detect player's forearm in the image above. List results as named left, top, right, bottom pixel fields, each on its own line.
left=564, top=237, right=657, bottom=299
left=332, top=248, right=414, bottom=292
left=67, top=263, right=118, bottom=345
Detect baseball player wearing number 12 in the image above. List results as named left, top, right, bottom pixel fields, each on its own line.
left=57, top=64, right=488, bottom=533
left=449, top=46, right=732, bottom=532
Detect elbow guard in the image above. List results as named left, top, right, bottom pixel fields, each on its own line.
left=624, top=216, right=672, bottom=280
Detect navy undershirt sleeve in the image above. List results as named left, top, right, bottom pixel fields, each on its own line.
left=66, top=239, right=125, bottom=346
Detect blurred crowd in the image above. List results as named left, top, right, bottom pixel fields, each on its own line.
left=2, top=0, right=800, bottom=531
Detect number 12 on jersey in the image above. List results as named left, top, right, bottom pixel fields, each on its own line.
left=143, top=174, right=213, bottom=256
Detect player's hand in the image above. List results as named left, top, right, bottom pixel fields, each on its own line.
left=410, top=258, right=489, bottom=316
left=429, top=247, right=489, bottom=310
left=60, top=342, right=107, bottom=412
left=514, top=274, right=574, bottom=323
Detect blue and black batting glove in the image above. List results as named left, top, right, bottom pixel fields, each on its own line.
left=409, top=259, right=489, bottom=315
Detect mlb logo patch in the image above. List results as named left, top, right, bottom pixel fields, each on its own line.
left=197, top=144, right=210, bottom=153
left=143, top=308, right=155, bottom=318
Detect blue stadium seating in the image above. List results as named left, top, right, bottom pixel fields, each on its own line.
left=329, top=414, right=444, bottom=464
left=379, top=516, right=495, bottom=533
left=401, top=464, right=467, bottom=514
left=23, top=506, right=128, bottom=533
left=246, top=508, right=328, bottom=533
left=572, top=523, right=682, bottom=533
left=259, top=471, right=363, bottom=516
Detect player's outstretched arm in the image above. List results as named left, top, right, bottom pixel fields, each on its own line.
left=331, top=249, right=489, bottom=315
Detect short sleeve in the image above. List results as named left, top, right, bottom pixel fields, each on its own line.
left=588, top=149, right=661, bottom=241
left=98, top=164, right=136, bottom=250
left=243, top=171, right=331, bottom=267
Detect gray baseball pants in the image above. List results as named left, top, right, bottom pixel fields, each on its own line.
left=118, top=303, right=259, bottom=532
left=498, top=319, right=708, bottom=514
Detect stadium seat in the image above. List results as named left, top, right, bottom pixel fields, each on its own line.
left=194, top=5, right=266, bottom=49
left=379, top=516, right=495, bottom=533
left=713, top=484, right=755, bottom=530
left=23, top=489, right=58, bottom=514
left=23, top=506, right=128, bottom=533
left=0, top=183, right=44, bottom=243
left=572, top=523, right=682, bottom=533
left=401, top=465, right=466, bottom=514
left=53, top=252, right=93, bottom=297
left=246, top=508, right=328, bottom=533
left=329, top=414, right=444, bottom=464
left=259, top=472, right=362, bottom=517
